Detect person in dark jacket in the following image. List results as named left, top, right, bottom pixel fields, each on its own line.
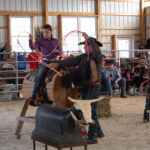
left=49, top=32, right=104, bottom=144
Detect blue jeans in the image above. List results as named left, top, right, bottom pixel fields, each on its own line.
left=81, top=84, right=104, bottom=138
left=32, top=61, right=50, bottom=95
left=105, top=78, right=126, bottom=95
left=143, top=86, right=150, bottom=121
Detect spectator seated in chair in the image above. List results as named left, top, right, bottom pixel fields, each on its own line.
left=103, top=60, right=127, bottom=98
left=132, top=53, right=149, bottom=91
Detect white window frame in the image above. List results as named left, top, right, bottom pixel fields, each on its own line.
left=62, top=16, right=97, bottom=55
left=116, top=36, right=134, bottom=59
left=10, top=16, right=33, bottom=54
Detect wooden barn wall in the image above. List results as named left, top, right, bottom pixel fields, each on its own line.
left=0, top=0, right=145, bottom=52
left=145, top=7, right=150, bottom=41
left=0, top=0, right=44, bottom=11
left=48, top=0, right=95, bottom=13
left=100, top=1, right=141, bottom=50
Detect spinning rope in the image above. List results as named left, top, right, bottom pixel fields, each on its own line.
left=139, top=79, right=150, bottom=98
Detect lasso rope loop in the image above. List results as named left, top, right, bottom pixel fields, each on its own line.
left=63, top=30, right=88, bottom=53
left=139, top=79, right=150, bottom=97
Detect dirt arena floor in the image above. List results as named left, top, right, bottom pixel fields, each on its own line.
left=0, top=96, right=150, bottom=150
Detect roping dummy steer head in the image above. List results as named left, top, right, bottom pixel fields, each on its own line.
left=68, top=96, right=104, bottom=124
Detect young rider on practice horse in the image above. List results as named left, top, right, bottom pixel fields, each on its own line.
left=29, top=24, right=61, bottom=106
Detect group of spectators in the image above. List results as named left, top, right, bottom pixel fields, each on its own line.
left=101, top=52, right=150, bottom=99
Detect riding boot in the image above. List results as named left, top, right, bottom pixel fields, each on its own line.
left=29, top=95, right=37, bottom=106
left=41, top=88, right=53, bottom=104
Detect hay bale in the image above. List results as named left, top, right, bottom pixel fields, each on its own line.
left=97, top=97, right=111, bottom=118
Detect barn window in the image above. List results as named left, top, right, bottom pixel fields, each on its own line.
left=116, top=36, right=134, bottom=59
left=10, top=17, right=32, bottom=54
left=62, top=16, right=97, bottom=55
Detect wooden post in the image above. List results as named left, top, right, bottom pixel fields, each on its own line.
left=112, top=35, right=116, bottom=58
left=15, top=99, right=35, bottom=139
left=32, top=16, right=35, bottom=41
left=6, top=15, right=11, bottom=58
left=96, top=0, right=101, bottom=41
left=44, top=0, right=49, bottom=24
left=141, top=0, right=146, bottom=44
left=58, top=15, right=63, bottom=52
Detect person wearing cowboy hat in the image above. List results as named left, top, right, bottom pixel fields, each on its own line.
left=50, top=32, right=104, bottom=144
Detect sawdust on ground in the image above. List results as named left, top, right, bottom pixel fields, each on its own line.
left=0, top=96, right=150, bottom=150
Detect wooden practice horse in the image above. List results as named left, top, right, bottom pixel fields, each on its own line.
left=15, top=69, right=78, bottom=139
left=15, top=58, right=100, bottom=138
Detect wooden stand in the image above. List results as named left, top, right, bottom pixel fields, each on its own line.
left=15, top=72, right=78, bottom=139
left=15, top=99, right=35, bottom=139
left=32, top=136, right=87, bottom=150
